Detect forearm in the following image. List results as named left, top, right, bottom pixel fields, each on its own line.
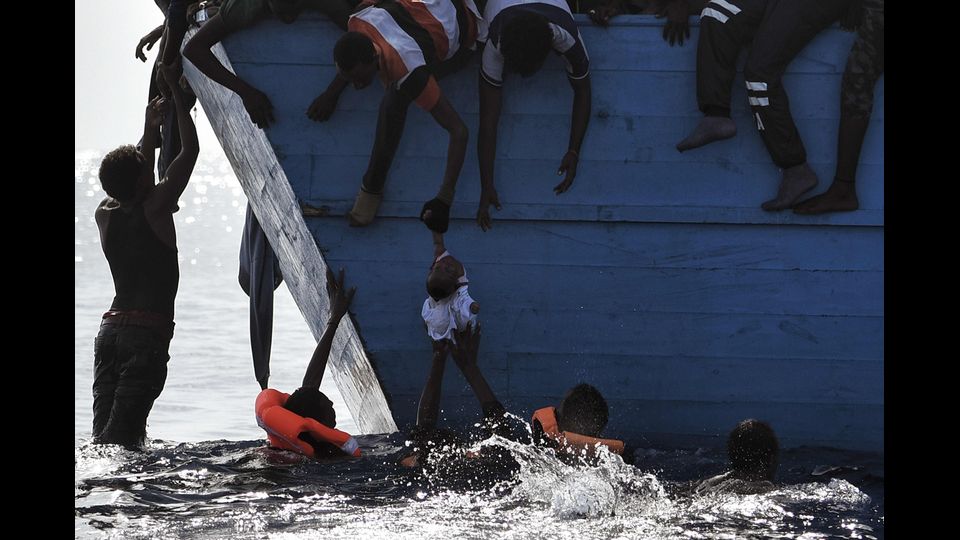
left=567, top=78, right=591, bottom=155
left=416, top=354, right=447, bottom=428
left=478, top=81, right=502, bottom=194
left=183, top=20, right=251, bottom=97
left=169, top=85, right=199, bottom=159
left=325, top=73, right=349, bottom=98
left=141, top=117, right=161, bottom=163
left=301, top=313, right=345, bottom=389
left=437, top=124, right=467, bottom=204
left=457, top=362, right=498, bottom=406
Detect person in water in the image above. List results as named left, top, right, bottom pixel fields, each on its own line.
left=422, top=230, right=480, bottom=343
left=695, top=418, right=779, bottom=494
left=93, top=61, right=199, bottom=448
left=254, top=268, right=362, bottom=459
left=530, top=382, right=627, bottom=463
left=399, top=323, right=518, bottom=482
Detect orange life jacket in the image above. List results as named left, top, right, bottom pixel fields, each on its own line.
left=255, top=389, right=361, bottom=458
left=531, top=406, right=625, bottom=456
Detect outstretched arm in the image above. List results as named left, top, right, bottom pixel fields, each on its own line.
left=302, top=268, right=357, bottom=390
left=416, top=339, right=449, bottom=428
left=139, top=95, right=166, bottom=182
left=419, top=94, right=468, bottom=234
left=182, top=14, right=274, bottom=128
left=554, top=75, right=591, bottom=194
left=306, top=73, right=350, bottom=122
left=450, top=323, right=498, bottom=408
left=476, top=78, right=503, bottom=231
left=149, top=61, right=200, bottom=211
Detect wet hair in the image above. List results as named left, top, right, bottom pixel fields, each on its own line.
left=99, top=145, right=145, bottom=202
left=500, top=11, right=553, bottom=77
left=334, top=32, right=377, bottom=72
left=285, top=387, right=336, bottom=428
left=556, top=383, right=608, bottom=437
left=727, top=419, right=779, bottom=481
left=284, top=387, right=340, bottom=458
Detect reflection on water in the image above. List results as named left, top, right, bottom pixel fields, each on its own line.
left=76, top=430, right=883, bottom=540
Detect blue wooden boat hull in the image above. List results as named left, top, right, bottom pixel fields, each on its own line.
left=193, top=13, right=883, bottom=450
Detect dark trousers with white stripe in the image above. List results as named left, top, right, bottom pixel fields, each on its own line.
left=697, top=0, right=850, bottom=168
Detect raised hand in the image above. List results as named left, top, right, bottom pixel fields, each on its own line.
left=326, top=267, right=357, bottom=321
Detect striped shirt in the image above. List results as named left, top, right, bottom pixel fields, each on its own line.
left=480, top=0, right=589, bottom=86
left=349, top=0, right=485, bottom=110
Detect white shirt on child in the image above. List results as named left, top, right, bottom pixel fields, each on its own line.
left=422, top=250, right=477, bottom=342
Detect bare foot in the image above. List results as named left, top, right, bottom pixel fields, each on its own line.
left=762, top=163, right=818, bottom=211
left=677, top=116, right=737, bottom=152
left=793, top=179, right=859, bottom=215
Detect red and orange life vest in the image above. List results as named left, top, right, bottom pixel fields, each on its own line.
left=531, top=406, right=625, bottom=456
left=255, top=389, right=361, bottom=458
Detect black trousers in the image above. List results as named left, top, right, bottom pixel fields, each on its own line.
left=696, top=0, right=850, bottom=168
left=92, top=321, right=173, bottom=447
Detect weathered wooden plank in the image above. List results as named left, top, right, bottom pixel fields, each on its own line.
left=181, top=29, right=397, bottom=434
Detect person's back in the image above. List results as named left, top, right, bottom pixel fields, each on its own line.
left=101, top=198, right=179, bottom=318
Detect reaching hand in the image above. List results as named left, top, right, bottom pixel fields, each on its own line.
left=476, top=188, right=502, bottom=231
left=240, top=86, right=275, bottom=129
left=135, top=26, right=163, bottom=62
left=450, top=322, right=481, bottom=369
left=306, top=90, right=340, bottom=122
left=420, top=198, right=451, bottom=233
left=657, top=0, right=691, bottom=47
left=145, top=96, right=168, bottom=130
left=555, top=150, right=579, bottom=194
left=588, top=1, right=622, bottom=27
left=326, top=267, right=357, bottom=321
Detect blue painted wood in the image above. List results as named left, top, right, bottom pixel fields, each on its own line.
left=215, top=13, right=884, bottom=450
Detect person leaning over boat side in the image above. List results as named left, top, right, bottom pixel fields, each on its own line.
left=675, top=0, right=859, bottom=211
left=92, top=62, right=199, bottom=448
left=693, top=418, right=779, bottom=495
left=255, top=267, right=364, bottom=459
left=475, top=0, right=591, bottom=231
left=794, top=0, right=883, bottom=215
left=183, top=0, right=359, bottom=129
left=308, top=0, right=486, bottom=232
left=588, top=0, right=707, bottom=48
